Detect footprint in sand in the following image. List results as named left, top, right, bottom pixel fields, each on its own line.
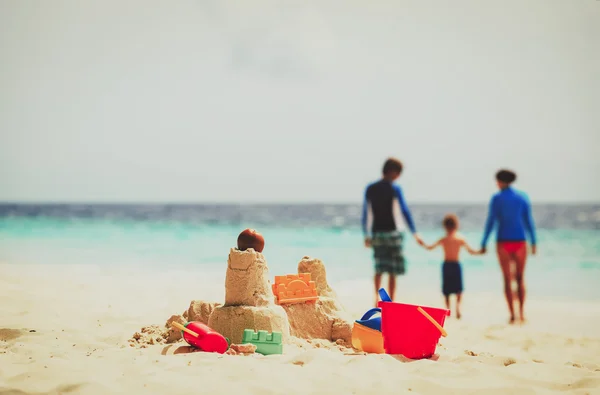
left=532, top=358, right=544, bottom=363
left=0, top=328, right=27, bottom=342
left=503, top=357, right=517, bottom=366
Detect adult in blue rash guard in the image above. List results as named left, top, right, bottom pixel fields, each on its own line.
left=362, top=158, right=424, bottom=304
left=480, top=169, right=537, bottom=324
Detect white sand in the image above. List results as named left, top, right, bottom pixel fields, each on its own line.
left=1, top=263, right=599, bottom=395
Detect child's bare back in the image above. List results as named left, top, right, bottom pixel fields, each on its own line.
left=438, top=232, right=477, bottom=262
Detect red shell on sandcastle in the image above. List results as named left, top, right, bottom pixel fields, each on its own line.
left=236, top=228, right=265, bottom=253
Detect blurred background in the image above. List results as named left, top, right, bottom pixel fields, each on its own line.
left=1, top=0, right=599, bottom=301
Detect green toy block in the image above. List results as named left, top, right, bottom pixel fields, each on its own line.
left=242, top=329, right=283, bottom=355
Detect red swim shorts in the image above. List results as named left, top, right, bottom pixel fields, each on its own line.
left=498, top=241, right=526, bottom=254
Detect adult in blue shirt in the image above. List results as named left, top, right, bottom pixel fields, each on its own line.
left=362, top=158, right=424, bottom=304
left=480, top=169, right=537, bottom=324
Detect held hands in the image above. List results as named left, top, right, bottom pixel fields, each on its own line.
left=364, top=237, right=372, bottom=248
left=414, top=233, right=425, bottom=246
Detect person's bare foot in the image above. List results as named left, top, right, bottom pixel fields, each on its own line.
left=456, top=311, right=461, bottom=319
left=509, top=316, right=516, bottom=325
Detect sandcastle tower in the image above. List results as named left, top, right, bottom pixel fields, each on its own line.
left=207, top=248, right=290, bottom=344
left=280, top=256, right=354, bottom=345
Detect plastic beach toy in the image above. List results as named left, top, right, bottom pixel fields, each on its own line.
left=351, top=288, right=395, bottom=353
left=272, top=273, right=318, bottom=305
left=351, top=307, right=384, bottom=353
left=171, top=321, right=229, bottom=354
left=377, top=288, right=450, bottom=359
left=242, top=329, right=283, bottom=355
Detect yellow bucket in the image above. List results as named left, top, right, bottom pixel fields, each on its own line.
left=351, top=322, right=384, bottom=354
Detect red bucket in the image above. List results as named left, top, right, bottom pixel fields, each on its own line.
left=378, top=301, right=450, bottom=359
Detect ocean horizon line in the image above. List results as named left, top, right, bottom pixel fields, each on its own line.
left=1, top=201, right=598, bottom=206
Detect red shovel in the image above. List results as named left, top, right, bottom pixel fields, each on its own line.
left=171, top=321, right=229, bottom=354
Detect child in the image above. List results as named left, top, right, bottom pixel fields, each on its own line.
left=362, top=157, right=424, bottom=305
left=422, top=214, right=481, bottom=318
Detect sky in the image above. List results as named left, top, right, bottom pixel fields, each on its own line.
left=1, top=0, right=599, bottom=203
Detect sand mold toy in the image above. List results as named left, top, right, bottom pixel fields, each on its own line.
left=272, top=273, right=318, bottom=305
left=242, top=329, right=283, bottom=355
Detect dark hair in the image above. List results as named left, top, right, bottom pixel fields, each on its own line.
left=442, top=214, right=458, bottom=231
left=382, top=158, right=403, bottom=175
left=496, top=169, right=517, bottom=184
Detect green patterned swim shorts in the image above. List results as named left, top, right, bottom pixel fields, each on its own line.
left=371, top=232, right=405, bottom=275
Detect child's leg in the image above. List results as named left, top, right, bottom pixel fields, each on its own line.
left=388, top=274, right=396, bottom=301
left=374, top=273, right=382, bottom=306
left=444, top=295, right=450, bottom=310
left=456, top=293, right=462, bottom=319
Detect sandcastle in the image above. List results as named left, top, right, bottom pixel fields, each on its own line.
left=279, top=256, right=353, bottom=344
left=207, top=248, right=290, bottom=344
left=129, top=234, right=354, bottom=349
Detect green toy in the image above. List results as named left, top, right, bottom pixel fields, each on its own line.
left=242, top=329, right=283, bottom=355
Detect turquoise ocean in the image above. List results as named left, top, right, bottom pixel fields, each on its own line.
left=1, top=203, right=599, bottom=301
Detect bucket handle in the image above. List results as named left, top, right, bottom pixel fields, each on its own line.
left=378, top=288, right=392, bottom=302
left=417, top=306, right=448, bottom=337
left=359, top=307, right=381, bottom=321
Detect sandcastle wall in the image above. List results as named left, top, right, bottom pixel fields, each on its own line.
left=281, top=256, right=354, bottom=345
left=208, top=248, right=290, bottom=344
left=224, top=248, right=273, bottom=307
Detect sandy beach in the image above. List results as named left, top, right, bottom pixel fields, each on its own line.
left=2, top=0, right=599, bottom=392
left=1, top=262, right=599, bottom=395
